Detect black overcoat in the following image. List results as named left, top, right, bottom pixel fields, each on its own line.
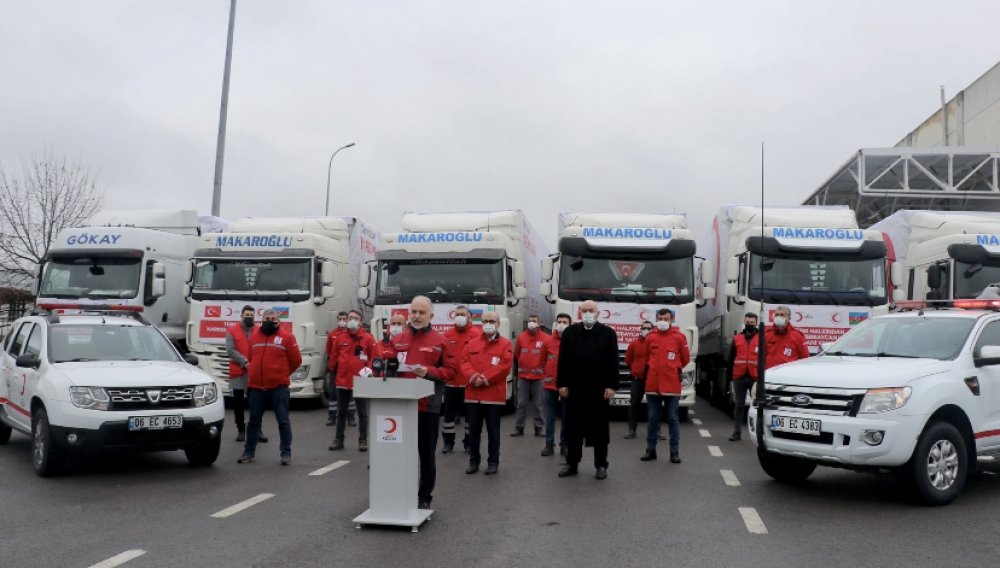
left=556, top=321, right=619, bottom=446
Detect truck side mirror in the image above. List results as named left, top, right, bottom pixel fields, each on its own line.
left=541, top=256, right=555, bottom=281
left=184, top=260, right=194, bottom=283
left=891, top=288, right=905, bottom=303
left=513, top=285, right=528, bottom=300
left=539, top=281, right=552, bottom=296
left=890, top=262, right=904, bottom=287
left=927, top=264, right=942, bottom=290
left=512, top=261, right=526, bottom=286
left=701, top=286, right=716, bottom=300
left=322, top=285, right=335, bottom=299
left=358, top=263, right=371, bottom=287
left=151, top=262, right=166, bottom=298
left=357, top=286, right=369, bottom=300
left=701, top=261, right=714, bottom=285
left=726, top=257, right=740, bottom=282
left=724, top=282, right=738, bottom=298
left=321, top=261, right=335, bottom=285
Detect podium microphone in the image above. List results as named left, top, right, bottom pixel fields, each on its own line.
left=386, top=358, right=399, bottom=379
left=372, top=357, right=385, bottom=379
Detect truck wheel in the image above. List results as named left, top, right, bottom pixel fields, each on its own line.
left=678, top=407, right=689, bottom=422
left=32, top=407, right=65, bottom=477
left=757, top=448, right=816, bottom=483
left=185, top=437, right=222, bottom=467
left=906, top=421, right=967, bottom=506
left=0, top=420, right=12, bottom=444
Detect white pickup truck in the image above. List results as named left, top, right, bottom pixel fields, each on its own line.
left=750, top=300, right=1000, bottom=505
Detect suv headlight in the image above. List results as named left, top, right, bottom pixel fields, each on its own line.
left=859, top=387, right=912, bottom=414
left=290, top=364, right=311, bottom=382
left=193, top=383, right=219, bottom=407
left=681, top=371, right=695, bottom=389
left=70, top=387, right=110, bottom=411
left=749, top=382, right=757, bottom=405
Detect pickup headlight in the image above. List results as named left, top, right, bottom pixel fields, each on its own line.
left=193, top=383, right=219, bottom=407
left=859, top=387, right=912, bottom=414
left=70, top=387, right=110, bottom=411
left=681, top=371, right=695, bottom=389
left=290, top=364, right=311, bottom=382
left=749, top=382, right=757, bottom=404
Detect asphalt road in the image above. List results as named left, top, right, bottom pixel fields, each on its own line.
left=3, top=399, right=1000, bottom=568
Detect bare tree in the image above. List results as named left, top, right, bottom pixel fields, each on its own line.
left=0, top=152, right=104, bottom=289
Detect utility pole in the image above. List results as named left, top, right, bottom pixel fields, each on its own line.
left=211, top=0, right=237, bottom=217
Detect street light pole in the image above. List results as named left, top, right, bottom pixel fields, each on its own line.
left=325, top=143, right=356, bottom=216
left=211, top=0, right=237, bottom=217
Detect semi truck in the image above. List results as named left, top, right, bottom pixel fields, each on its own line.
left=185, top=217, right=379, bottom=400
left=359, top=210, right=550, bottom=405
left=36, top=209, right=204, bottom=348
left=696, top=205, right=901, bottom=408
left=538, top=212, right=713, bottom=419
left=870, top=210, right=1000, bottom=302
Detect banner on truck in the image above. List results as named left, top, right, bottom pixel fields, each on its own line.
left=197, top=301, right=292, bottom=344
left=763, top=304, right=871, bottom=354
left=382, top=303, right=491, bottom=334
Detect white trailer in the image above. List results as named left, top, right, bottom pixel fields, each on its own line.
left=360, top=210, right=550, bottom=405
left=538, top=213, right=714, bottom=419
left=870, top=210, right=1000, bottom=302
left=37, top=209, right=204, bottom=347
left=697, top=205, right=899, bottom=407
left=185, top=217, right=379, bottom=400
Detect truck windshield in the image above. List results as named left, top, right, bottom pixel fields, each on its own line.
left=558, top=256, right=694, bottom=303
left=191, top=259, right=312, bottom=301
left=748, top=255, right=887, bottom=306
left=824, top=316, right=973, bottom=361
left=49, top=324, right=180, bottom=363
left=376, top=258, right=504, bottom=304
left=954, top=261, right=1000, bottom=299
left=39, top=256, right=141, bottom=300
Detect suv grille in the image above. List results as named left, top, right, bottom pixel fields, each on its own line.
left=107, top=387, right=196, bottom=410
left=764, top=384, right=866, bottom=417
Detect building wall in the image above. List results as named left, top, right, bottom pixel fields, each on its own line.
left=897, top=60, right=1000, bottom=147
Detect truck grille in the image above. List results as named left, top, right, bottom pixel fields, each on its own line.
left=616, top=349, right=632, bottom=393
left=203, top=346, right=231, bottom=382
left=107, top=387, right=195, bottom=410
left=764, top=384, right=866, bottom=417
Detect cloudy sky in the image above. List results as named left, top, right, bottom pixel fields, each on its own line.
left=2, top=1, right=999, bottom=250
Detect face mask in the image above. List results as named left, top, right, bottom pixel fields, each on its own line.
left=454, top=315, right=468, bottom=327
left=482, top=323, right=497, bottom=336
left=242, top=316, right=254, bottom=328
left=773, top=316, right=788, bottom=327
left=640, top=329, right=650, bottom=338
left=744, top=323, right=757, bottom=334
left=389, top=325, right=404, bottom=337
left=581, top=312, right=596, bottom=326
left=337, top=320, right=347, bottom=329
left=347, top=320, right=360, bottom=331
left=655, top=320, right=670, bottom=331
left=527, top=321, right=538, bottom=331
left=261, top=320, right=278, bottom=335
left=554, top=323, right=567, bottom=334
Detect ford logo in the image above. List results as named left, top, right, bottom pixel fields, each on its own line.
left=791, top=394, right=812, bottom=406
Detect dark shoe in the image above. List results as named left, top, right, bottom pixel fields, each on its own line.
left=329, top=439, right=344, bottom=451
left=236, top=453, right=254, bottom=464
left=359, top=439, right=368, bottom=452
left=624, top=429, right=636, bottom=439
left=640, top=449, right=657, bottom=461
left=259, top=433, right=269, bottom=443
left=485, top=463, right=498, bottom=475
left=670, top=451, right=681, bottom=464
left=541, top=445, right=554, bottom=457
left=595, top=467, right=607, bottom=480
left=534, top=428, right=544, bottom=437
left=559, top=446, right=568, bottom=457
left=441, top=442, right=455, bottom=454
left=418, top=500, right=432, bottom=510
left=729, top=431, right=741, bottom=442
left=558, top=464, right=578, bottom=477
left=510, top=428, right=524, bottom=437
left=466, top=464, right=479, bottom=474
left=348, top=417, right=357, bottom=428
left=280, top=454, right=291, bottom=466
left=326, top=418, right=335, bottom=426
left=235, top=432, right=245, bottom=442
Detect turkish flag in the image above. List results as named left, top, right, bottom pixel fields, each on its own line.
left=610, top=261, right=645, bottom=282
left=204, top=305, right=222, bottom=318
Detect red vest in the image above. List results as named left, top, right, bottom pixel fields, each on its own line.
left=227, top=322, right=251, bottom=379
left=444, top=325, right=483, bottom=388
left=248, top=327, right=303, bottom=390
left=732, top=332, right=759, bottom=380
left=543, top=332, right=561, bottom=392
left=373, top=338, right=395, bottom=361
left=389, top=326, right=456, bottom=412
left=625, top=337, right=649, bottom=378
left=645, top=327, right=691, bottom=395
left=515, top=330, right=550, bottom=380
left=765, top=324, right=810, bottom=369
left=462, top=335, right=513, bottom=404
left=335, top=330, right=376, bottom=389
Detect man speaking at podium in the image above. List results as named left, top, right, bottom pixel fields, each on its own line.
left=389, top=295, right=457, bottom=510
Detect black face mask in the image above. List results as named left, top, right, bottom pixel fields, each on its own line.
left=744, top=324, right=757, bottom=334
left=242, top=317, right=255, bottom=328
left=261, top=320, right=279, bottom=335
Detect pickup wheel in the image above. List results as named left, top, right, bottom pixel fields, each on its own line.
left=757, top=448, right=816, bottom=483
left=185, top=436, right=222, bottom=467
left=32, top=407, right=65, bottom=477
left=906, top=421, right=967, bottom=506
left=0, top=420, right=12, bottom=444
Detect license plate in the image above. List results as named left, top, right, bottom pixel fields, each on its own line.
left=128, top=415, right=184, bottom=431
left=609, top=397, right=630, bottom=407
left=770, top=415, right=821, bottom=436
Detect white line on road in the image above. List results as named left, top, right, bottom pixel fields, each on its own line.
left=689, top=410, right=695, bottom=415
left=88, top=550, right=146, bottom=568
left=739, top=507, right=768, bottom=534
left=721, top=469, right=741, bottom=486
left=708, top=445, right=723, bottom=457
left=692, top=418, right=703, bottom=425
left=211, top=493, right=275, bottom=518
left=309, top=460, right=350, bottom=476
left=699, top=428, right=711, bottom=438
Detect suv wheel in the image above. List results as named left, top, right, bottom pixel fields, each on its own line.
left=0, top=420, right=12, bottom=444
left=906, top=421, right=967, bottom=506
left=185, top=436, right=222, bottom=467
left=32, top=407, right=64, bottom=477
left=758, top=448, right=816, bottom=483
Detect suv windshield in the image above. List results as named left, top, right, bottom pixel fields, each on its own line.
left=39, top=256, right=141, bottom=299
left=376, top=258, right=504, bottom=304
left=558, top=256, right=694, bottom=303
left=825, top=316, right=974, bottom=360
left=49, top=324, right=180, bottom=363
left=191, top=259, right=312, bottom=301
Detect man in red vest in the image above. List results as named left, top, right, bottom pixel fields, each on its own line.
left=461, top=311, right=513, bottom=475
left=641, top=309, right=690, bottom=464
left=765, top=306, right=810, bottom=369
left=541, top=313, right=572, bottom=457
left=442, top=305, right=482, bottom=454
left=623, top=320, right=653, bottom=439
left=512, top=314, right=550, bottom=437
left=728, top=313, right=760, bottom=441
left=329, top=309, right=376, bottom=452
left=226, top=305, right=260, bottom=442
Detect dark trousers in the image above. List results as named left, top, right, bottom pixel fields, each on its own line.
left=732, top=377, right=753, bottom=433
left=566, top=425, right=609, bottom=469
left=327, top=373, right=356, bottom=421
left=335, top=388, right=368, bottom=441
left=417, top=411, right=439, bottom=503
left=627, top=378, right=645, bottom=430
left=544, top=389, right=566, bottom=449
left=647, top=394, right=680, bottom=452
left=232, top=388, right=246, bottom=432
left=467, top=403, right=501, bottom=466
left=245, top=385, right=292, bottom=457
left=442, top=386, right=467, bottom=446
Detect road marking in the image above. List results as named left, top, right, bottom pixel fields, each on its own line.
left=211, top=493, right=275, bottom=518
left=721, top=469, right=741, bottom=486
left=309, top=460, right=350, bottom=476
left=689, top=410, right=695, bottom=415
left=699, top=429, right=711, bottom=438
left=692, top=418, right=703, bottom=425
left=88, top=550, right=146, bottom=568
left=739, top=507, right=768, bottom=534
left=708, top=445, right=723, bottom=457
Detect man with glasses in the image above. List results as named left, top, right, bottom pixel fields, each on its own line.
left=461, top=311, right=512, bottom=475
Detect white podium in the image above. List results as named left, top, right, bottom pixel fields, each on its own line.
left=352, top=376, right=435, bottom=532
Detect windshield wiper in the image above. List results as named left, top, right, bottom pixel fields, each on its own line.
left=874, top=352, right=922, bottom=359
left=59, top=357, right=98, bottom=362
left=755, top=287, right=806, bottom=304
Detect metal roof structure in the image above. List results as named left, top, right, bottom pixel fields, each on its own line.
left=802, top=147, right=1000, bottom=228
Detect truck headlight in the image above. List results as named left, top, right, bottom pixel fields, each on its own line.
left=859, top=387, right=912, bottom=414
left=681, top=371, right=695, bottom=389
left=193, top=383, right=219, bottom=407
left=290, top=365, right=311, bottom=382
left=70, top=387, right=110, bottom=411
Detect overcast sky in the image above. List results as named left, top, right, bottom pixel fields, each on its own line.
left=2, top=1, right=999, bottom=250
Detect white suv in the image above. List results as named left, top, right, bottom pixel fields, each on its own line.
left=750, top=301, right=1000, bottom=505
left=0, top=305, right=225, bottom=476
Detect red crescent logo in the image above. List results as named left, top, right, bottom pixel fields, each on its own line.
left=384, top=417, right=398, bottom=434
left=795, top=312, right=804, bottom=323
left=831, top=313, right=841, bottom=323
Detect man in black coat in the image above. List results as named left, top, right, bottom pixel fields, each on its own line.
left=556, top=300, right=619, bottom=480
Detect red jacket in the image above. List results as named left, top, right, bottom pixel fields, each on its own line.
left=248, top=327, right=303, bottom=390
left=335, top=330, right=376, bottom=389
left=624, top=336, right=650, bottom=379
left=373, top=337, right=395, bottom=361
left=325, top=328, right=347, bottom=371
left=227, top=322, right=251, bottom=379
left=514, top=330, right=550, bottom=380
left=644, top=327, right=690, bottom=396
left=731, top=332, right=759, bottom=380
left=765, top=324, right=809, bottom=369
left=389, top=326, right=457, bottom=412
left=543, top=331, right=562, bottom=392
left=444, top=325, right=483, bottom=388
left=462, top=334, right=513, bottom=404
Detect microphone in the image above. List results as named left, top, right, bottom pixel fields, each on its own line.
left=372, top=357, right=385, bottom=379
left=386, top=358, right=399, bottom=378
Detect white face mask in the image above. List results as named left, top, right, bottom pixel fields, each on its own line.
left=482, top=323, right=497, bottom=336
left=581, top=312, right=596, bottom=326
left=554, top=323, right=567, bottom=334
left=454, top=315, right=468, bottom=327
left=640, top=329, right=650, bottom=337
left=347, top=320, right=360, bottom=331
left=527, top=321, right=538, bottom=331
left=773, top=315, right=788, bottom=328
left=337, top=320, right=347, bottom=328
left=655, top=320, right=671, bottom=331
left=389, top=324, right=404, bottom=337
